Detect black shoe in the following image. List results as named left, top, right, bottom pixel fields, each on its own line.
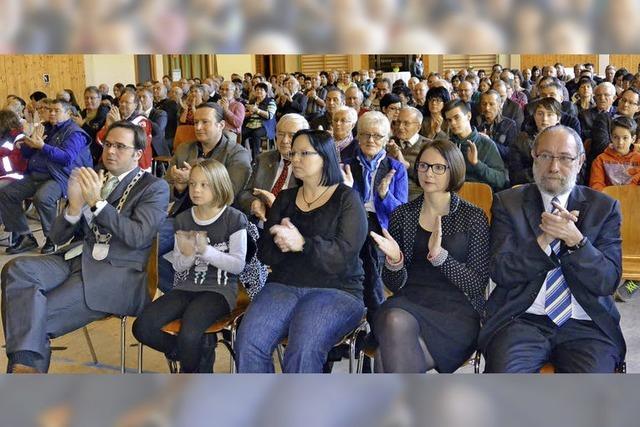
left=6, top=234, right=38, bottom=254
left=40, top=237, right=56, bottom=255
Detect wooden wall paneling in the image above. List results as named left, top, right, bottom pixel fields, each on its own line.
left=0, top=55, right=85, bottom=106
left=519, top=55, right=598, bottom=72
left=609, top=55, right=640, bottom=73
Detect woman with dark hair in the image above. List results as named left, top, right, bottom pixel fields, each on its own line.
left=112, top=83, right=125, bottom=106
left=241, top=82, right=277, bottom=161
left=235, top=129, right=368, bottom=373
left=573, top=77, right=596, bottom=113
left=420, top=86, right=450, bottom=140
left=77, top=86, right=110, bottom=164
left=380, top=93, right=402, bottom=128
left=370, top=139, right=489, bottom=373
left=478, top=77, right=492, bottom=94
left=531, top=66, right=541, bottom=81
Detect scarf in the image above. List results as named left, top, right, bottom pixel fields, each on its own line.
left=356, top=147, right=387, bottom=204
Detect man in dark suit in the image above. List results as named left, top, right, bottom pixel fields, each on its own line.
left=153, top=81, right=179, bottom=151
left=479, top=125, right=625, bottom=373
left=578, top=82, right=616, bottom=142
left=492, top=80, right=524, bottom=131
left=138, top=88, right=169, bottom=157
left=237, top=113, right=309, bottom=222
left=1, top=121, right=169, bottom=373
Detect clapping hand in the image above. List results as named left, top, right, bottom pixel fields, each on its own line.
left=377, top=169, right=396, bottom=198
left=106, top=106, right=121, bottom=126
left=466, top=140, right=478, bottom=165
left=341, top=164, right=354, bottom=187
left=176, top=230, right=196, bottom=257
left=66, top=169, right=85, bottom=215
left=253, top=188, right=276, bottom=207
left=539, top=202, right=582, bottom=247
left=270, top=217, right=304, bottom=252
left=194, top=231, right=208, bottom=255
left=250, top=199, right=267, bottom=222
left=23, top=125, right=45, bottom=149
left=77, top=167, right=105, bottom=207
left=370, top=229, right=402, bottom=264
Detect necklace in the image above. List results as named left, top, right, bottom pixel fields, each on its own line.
left=301, top=185, right=331, bottom=208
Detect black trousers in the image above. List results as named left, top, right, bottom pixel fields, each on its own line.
left=242, top=126, right=267, bottom=161
left=484, top=313, right=621, bottom=373
left=132, top=290, right=230, bottom=373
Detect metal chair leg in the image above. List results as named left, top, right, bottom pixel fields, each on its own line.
left=120, top=316, right=127, bottom=374
left=137, top=342, right=143, bottom=373
left=82, top=326, right=98, bottom=364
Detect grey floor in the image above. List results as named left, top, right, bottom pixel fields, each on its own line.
left=0, top=222, right=638, bottom=374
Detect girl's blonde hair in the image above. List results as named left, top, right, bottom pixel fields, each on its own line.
left=190, top=159, right=234, bottom=207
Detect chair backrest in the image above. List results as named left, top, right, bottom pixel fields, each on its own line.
left=146, top=235, right=159, bottom=300
left=602, top=185, right=640, bottom=259
left=457, top=182, right=493, bottom=222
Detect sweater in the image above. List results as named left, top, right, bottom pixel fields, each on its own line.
left=589, top=146, right=640, bottom=191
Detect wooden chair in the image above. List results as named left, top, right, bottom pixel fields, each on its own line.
left=172, top=125, right=196, bottom=152
left=81, top=236, right=159, bottom=374
left=160, top=287, right=251, bottom=373
left=602, top=185, right=640, bottom=281
left=457, top=182, right=493, bottom=222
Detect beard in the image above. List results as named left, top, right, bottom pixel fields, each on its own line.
left=533, top=163, right=579, bottom=196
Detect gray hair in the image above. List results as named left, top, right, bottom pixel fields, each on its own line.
left=595, top=81, right=616, bottom=96
left=276, top=113, right=310, bottom=130
left=400, top=106, right=423, bottom=124
left=333, top=106, right=358, bottom=124
left=357, top=110, right=390, bottom=137
left=533, top=125, right=585, bottom=157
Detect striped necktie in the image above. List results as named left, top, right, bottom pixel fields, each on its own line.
left=544, top=197, right=572, bottom=326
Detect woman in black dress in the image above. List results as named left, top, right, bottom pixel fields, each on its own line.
left=370, top=139, right=489, bottom=373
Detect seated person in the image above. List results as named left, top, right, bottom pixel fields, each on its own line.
left=0, top=99, right=92, bottom=255
left=510, top=98, right=562, bottom=185
left=343, top=111, right=408, bottom=325
left=331, top=106, right=359, bottom=162
left=475, top=90, right=518, bottom=164
left=133, top=160, right=247, bottom=373
left=237, top=113, right=309, bottom=223
left=480, top=125, right=625, bottom=373
left=241, top=83, right=277, bottom=161
left=371, top=139, right=489, bottom=373
left=444, top=99, right=508, bottom=191
left=589, top=116, right=640, bottom=190
left=1, top=121, right=169, bottom=373
left=235, top=130, right=368, bottom=373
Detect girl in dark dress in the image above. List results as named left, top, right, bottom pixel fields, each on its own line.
left=370, top=139, right=490, bottom=373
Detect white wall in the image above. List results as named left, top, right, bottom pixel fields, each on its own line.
left=83, top=54, right=136, bottom=95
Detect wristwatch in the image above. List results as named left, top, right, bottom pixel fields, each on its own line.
left=566, top=236, right=588, bottom=252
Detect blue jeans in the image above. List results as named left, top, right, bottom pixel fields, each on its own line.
left=158, top=217, right=175, bottom=294
left=236, top=282, right=365, bottom=373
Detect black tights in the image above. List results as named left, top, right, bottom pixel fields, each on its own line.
left=132, top=290, right=230, bottom=373
left=374, top=307, right=436, bottom=373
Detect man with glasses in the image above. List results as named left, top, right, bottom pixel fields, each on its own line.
left=590, top=87, right=640, bottom=173
left=444, top=99, right=508, bottom=191
left=387, top=106, right=429, bottom=200
left=479, top=125, right=625, bottom=373
left=0, top=99, right=92, bottom=255
left=217, top=80, right=245, bottom=144
left=1, top=121, right=169, bottom=373
left=238, top=113, right=309, bottom=223
left=578, top=82, right=616, bottom=142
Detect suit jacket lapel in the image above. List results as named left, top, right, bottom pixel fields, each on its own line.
left=523, top=184, right=545, bottom=237
left=567, top=185, right=588, bottom=230
left=107, top=167, right=141, bottom=205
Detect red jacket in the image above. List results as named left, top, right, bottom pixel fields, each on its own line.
left=0, top=129, right=28, bottom=179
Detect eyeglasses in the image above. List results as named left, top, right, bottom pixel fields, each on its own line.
left=534, top=153, right=578, bottom=165
left=289, top=150, right=319, bottom=159
left=276, top=131, right=296, bottom=139
left=359, top=132, right=386, bottom=142
left=428, top=98, right=444, bottom=104
left=416, top=162, right=448, bottom=175
left=396, top=121, right=420, bottom=128
left=104, top=141, right=137, bottom=151
left=332, top=118, right=353, bottom=125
